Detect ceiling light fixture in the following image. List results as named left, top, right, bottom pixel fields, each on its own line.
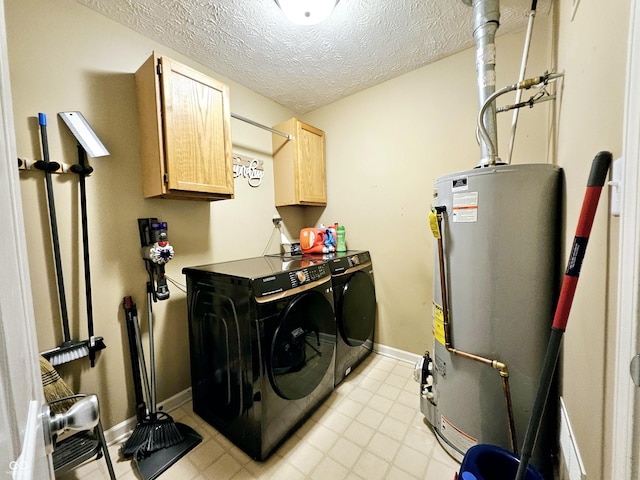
left=275, top=0, right=339, bottom=26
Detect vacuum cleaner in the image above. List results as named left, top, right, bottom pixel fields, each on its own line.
left=121, top=218, right=201, bottom=480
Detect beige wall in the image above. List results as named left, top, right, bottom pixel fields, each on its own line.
left=305, top=1, right=631, bottom=474
left=6, top=1, right=630, bottom=476
left=6, top=0, right=299, bottom=429
left=553, top=0, right=628, bottom=478
left=304, top=16, right=554, bottom=355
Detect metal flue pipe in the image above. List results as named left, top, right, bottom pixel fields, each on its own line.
left=463, top=0, right=501, bottom=166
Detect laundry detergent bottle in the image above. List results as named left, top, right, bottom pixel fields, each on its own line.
left=336, top=224, right=346, bottom=252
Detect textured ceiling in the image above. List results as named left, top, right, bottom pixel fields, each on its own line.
left=75, top=0, right=550, bottom=114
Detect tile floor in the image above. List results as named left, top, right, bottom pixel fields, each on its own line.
left=58, top=353, right=460, bottom=480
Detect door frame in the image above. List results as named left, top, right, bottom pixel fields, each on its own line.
left=611, top=0, right=640, bottom=477
left=0, top=0, right=53, bottom=476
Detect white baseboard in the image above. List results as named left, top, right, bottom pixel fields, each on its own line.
left=104, top=387, right=193, bottom=445
left=104, top=346, right=422, bottom=444
left=559, top=397, right=587, bottom=480
left=373, top=343, right=422, bottom=365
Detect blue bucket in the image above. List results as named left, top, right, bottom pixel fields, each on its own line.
left=457, top=445, right=544, bottom=480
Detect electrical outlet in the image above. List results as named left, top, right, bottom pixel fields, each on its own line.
left=272, top=215, right=282, bottom=227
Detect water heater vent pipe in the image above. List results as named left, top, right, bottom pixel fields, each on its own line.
left=463, top=0, right=501, bottom=167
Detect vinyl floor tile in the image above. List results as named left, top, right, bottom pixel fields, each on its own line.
left=70, top=353, right=459, bottom=480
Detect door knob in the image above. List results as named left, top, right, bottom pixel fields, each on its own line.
left=630, top=354, right=640, bottom=388
left=41, top=395, right=100, bottom=454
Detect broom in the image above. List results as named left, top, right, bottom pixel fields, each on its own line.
left=37, top=113, right=89, bottom=366
left=120, top=296, right=154, bottom=457
left=120, top=294, right=183, bottom=458
left=40, top=356, right=76, bottom=414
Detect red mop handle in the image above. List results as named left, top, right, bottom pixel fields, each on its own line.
left=553, top=151, right=612, bottom=331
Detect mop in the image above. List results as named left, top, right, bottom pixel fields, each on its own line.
left=59, top=111, right=110, bottom=366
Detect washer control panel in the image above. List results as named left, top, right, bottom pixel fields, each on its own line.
left=255, top=262, right=329, bottom=297
left=328, top=251, right=371, bottom=274
left=289, top=263, right=329, bottom=286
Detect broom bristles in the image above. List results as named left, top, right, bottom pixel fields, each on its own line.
left=121, top=412, right=184, bottom=459
left=121, top=422, right=155, bottom=457
left=39, top=356, right=76, bottom=414
left=145, top=417, right=183, bottom=452
left=45, top=341, right=90, bottom=366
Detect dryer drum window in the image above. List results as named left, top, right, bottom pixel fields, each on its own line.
left=269, top=290, right=335, bottom=400
left=339, top=271, right=376, bottom=347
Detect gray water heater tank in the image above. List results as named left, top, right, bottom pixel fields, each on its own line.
left=421, top=163, right=561, bottom=476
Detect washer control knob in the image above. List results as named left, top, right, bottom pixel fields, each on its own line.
left=297, top=271, right=307, bottom=283
left=351, top=255, right=360, bottom=265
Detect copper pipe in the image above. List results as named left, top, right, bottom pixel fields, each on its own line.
left=447, top=347, right=493, bottom=367
left=436, top=231, right=452, bottom=349
left=501, top=374, right=519, bottom=453
left=434, top=209, right=518, bottom=454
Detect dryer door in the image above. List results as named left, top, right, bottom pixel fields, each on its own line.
left=269, top=290, right=335, bottom=400
left=338, top=271, right=376, bottom=347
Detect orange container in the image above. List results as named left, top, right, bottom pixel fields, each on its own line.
left=300, top=227, right=334, bottom=253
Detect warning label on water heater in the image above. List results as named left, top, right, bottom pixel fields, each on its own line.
left=452, top=191, right=478, bottom=223
left=433, top=302, right=446, bottom=346
left=441, top=415, right=478, bottom=453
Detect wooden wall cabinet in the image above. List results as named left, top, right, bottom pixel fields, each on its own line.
left=272, top=118, right=326, bottom=206
left=135, top=52, right=234, bottom=200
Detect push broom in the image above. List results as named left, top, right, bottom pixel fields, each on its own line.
left=37, top=113, right=89, bottom=366
left=513, top=151, right=612, bottom=480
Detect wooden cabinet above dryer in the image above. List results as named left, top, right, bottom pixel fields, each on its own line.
left=272, top=118, right=326, bottom=206
left=135, top=52, right=234, bottom=200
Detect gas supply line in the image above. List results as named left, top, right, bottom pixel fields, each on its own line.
left=476, top=72, right=564, bottom=166
left=430, top=205, right=518, bottom=454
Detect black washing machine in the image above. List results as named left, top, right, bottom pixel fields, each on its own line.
left=268, top=250, right=377, bottom=386
left=182, top=256, right=335, bottom=461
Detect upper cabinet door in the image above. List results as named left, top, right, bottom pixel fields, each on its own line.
left=272, top=118, right=326, bottom=207
left=135, top=52, right=234, bottom=201
left=296, top=121, right=326, bottom=205
left=159, top=57, right=233, bottom=196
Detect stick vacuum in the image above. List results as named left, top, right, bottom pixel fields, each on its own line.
left=121, top=218, right=201, bottom=480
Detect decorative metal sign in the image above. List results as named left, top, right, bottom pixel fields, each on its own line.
left=233, top=154, right=264, bottom=187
